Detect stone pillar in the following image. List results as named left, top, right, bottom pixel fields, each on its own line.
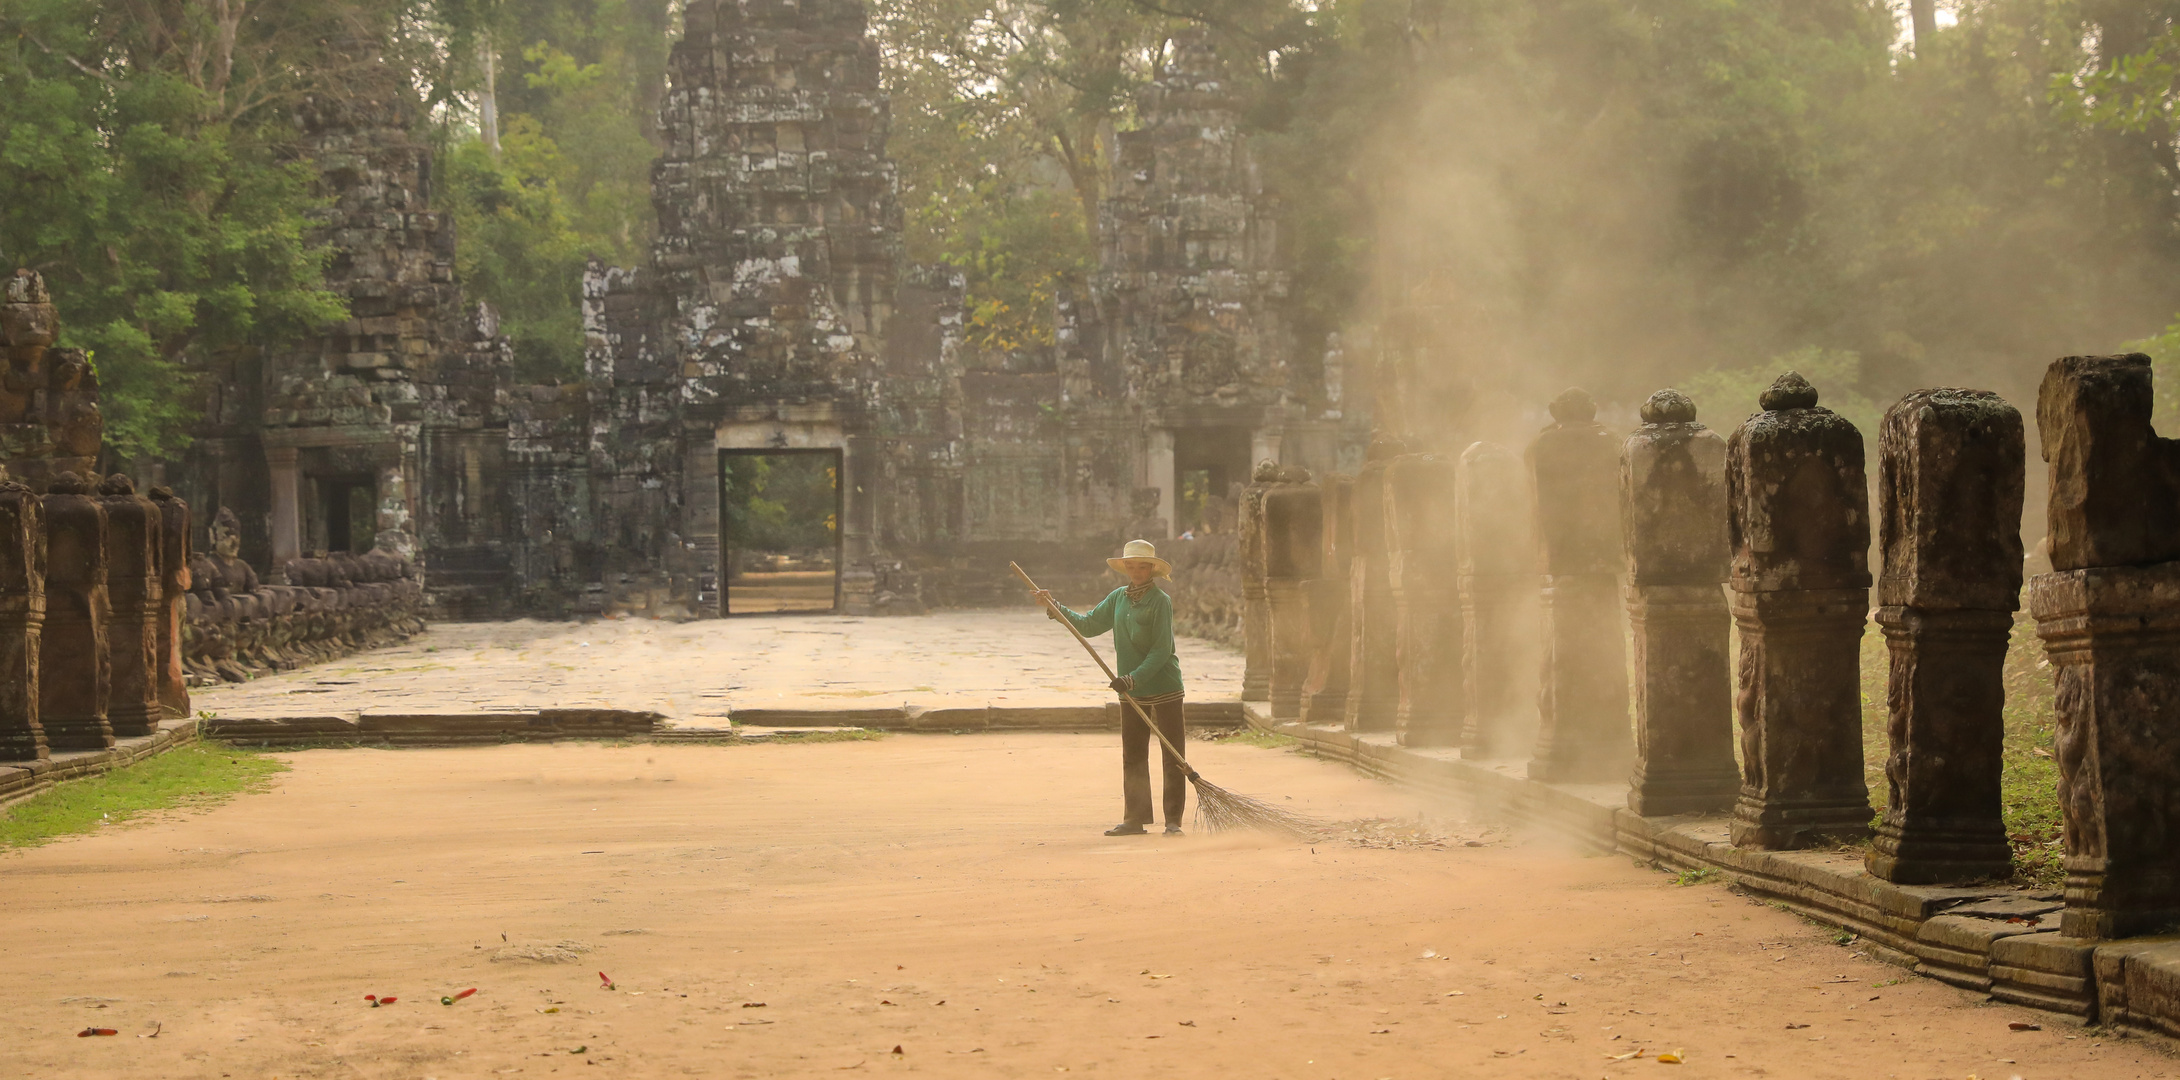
left=148, top=485, right=192, bottom=720
left=1386, top=453, right=1463, bottom=746
left=0, top=480, right=46, bottom=760
left=1865, top=389, right=2023, bottom=884
left=1526, top=389, right=1629, bottom=782
left=1456, top=441, right=1533, bottom=757
left=1621, top=389, right=1739, bottom=815
left=97, top=474, right=161, bottom=738
left=2029, top=353, right=2180, bottom=939
left=1343, top=436, right=1403, bottom=733
left=1726, top=372, right=1874, bottom=849
left=39, top=472, right=111, bottom=750
left=1238, top=466, right=1272, bottom=701
left=267, top=445, right=301, bottom=575
left=1146, top=429, right=1177, bottom=541
left=1300, top=475, right=1353, bottom=725
left=1262, top=472, right=1320, bottom=720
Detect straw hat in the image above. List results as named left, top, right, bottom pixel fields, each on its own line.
left=1106, top=538, right=1173, bottom=579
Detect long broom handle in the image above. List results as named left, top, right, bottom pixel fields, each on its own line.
left=1010, top=562, right=1199, bottom=781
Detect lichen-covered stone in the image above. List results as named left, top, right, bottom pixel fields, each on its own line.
left=1527, top=389, right=1629, bottom=782
left=96, top=474, right=162, bottom=738
left=1621, top=389, right=1737, bottom=815
left=2030, top=354, right=2180, bottom=938
left=1868, top=388, right=2023, bottom=885
left=39, top=472, right=110, bottom=750
left=1726, top=372, right=1872, bottom=849
left=0, top=479, right=45, bottom=760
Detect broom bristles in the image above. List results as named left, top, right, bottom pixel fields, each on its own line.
left=1189, top=775, right=1323, bottom=838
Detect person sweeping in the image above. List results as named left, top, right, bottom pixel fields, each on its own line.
left=1033, top=539, right=1188, bottom=836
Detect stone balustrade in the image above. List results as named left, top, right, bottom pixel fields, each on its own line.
left=182, top=509, right=424, bottom=685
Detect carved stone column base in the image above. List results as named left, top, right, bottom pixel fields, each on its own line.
left=1529, top=573, right=1630, bottom=783
left=1866, top=605, right=2014, bottom=884
left=1729, top=587, right=1871, bottom=850
left=1626, top=584, right=1737, bottom=816
left=1344, top=569, right=1399, bottom=734
left=1395, top=580, right=1463, bottom=747
left=1268, top=579, right=1310, bottom=720
left=2031, top=565, right=2180, bottom=940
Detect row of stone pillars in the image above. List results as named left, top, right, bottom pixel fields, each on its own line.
left=1239, top=359, right=2180, bottom=940
left=0, top=472, right=192, bottom=760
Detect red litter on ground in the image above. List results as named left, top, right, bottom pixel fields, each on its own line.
left=366, top=995, right=398, bottom=1007
left=598, top=972, right=615, bottom=990
left=77, top=1028, right=118, bottom=1037
left=443, top=988, right=478, bottom=1005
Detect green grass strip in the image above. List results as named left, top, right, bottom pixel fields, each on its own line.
left=0, top=742, right=288, bottom=849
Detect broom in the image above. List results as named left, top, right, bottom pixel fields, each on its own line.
left=1011, top=562, right=1322, bottom=838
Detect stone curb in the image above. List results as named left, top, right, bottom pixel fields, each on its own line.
left=0, top=717, right=202, bottom=810
left=1243, top=702, right=2180, bottom=1038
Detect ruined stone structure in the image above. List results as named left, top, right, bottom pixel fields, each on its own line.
left=1621, top=389, right=1738, bottom=815
left=1868, top=389, right=2023, bottom=884
left=2031, top=354, right=2180, bottom=939
left=98, top=474, right=163, bottom=739
left=1343, top=438, right=1402, bottom=732
left=0, top=481, right=43, bottom=760
left=1456, top=440, right=1535, bottom=757
left=1299, top=474, right=1353, bottom=725
left=1385, top=452, right=1462, bottom=746
left=39, top=473, right=110, bottom=750
left=1725, top=372, right=1874, bottom=849
left=1259, top=470, right=1320, bottom=719
left=1526, top=389, right=1630, bottom=782
left=0, top=271, right=102, bottom=490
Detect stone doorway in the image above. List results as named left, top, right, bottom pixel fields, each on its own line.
left=718, top=448, right=844, bottom=615
left=1172, top=427, right=1251, bottom=538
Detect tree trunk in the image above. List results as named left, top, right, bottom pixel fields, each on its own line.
left=479, top=39, right=501, bottom=155
left=1908, top=0, right=1936, bottom=56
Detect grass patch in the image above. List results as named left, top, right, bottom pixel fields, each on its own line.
left=1206, top=728, right=1299, bottom=749
left=740, top=729, right=888, bottom=744
left=1858, top=611, right=2064, bottom=888
left=0, top=742, right=287, bottom=849
left=1670, top=866, right=1721, bottom=887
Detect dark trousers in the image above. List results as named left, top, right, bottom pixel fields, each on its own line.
left=1122, top=696, right=1187, bottom=825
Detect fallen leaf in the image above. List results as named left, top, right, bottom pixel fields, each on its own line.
left=1606, top=1049, right=1644, bottom=1061
left=890, top=1045, right=904, bottom=1055
left=743, top=1002, right=767, bottom=1008
left=1657, top=1049, right=1684, bottom=1064
left=2008, top=1022, right=2041, bottom=1032
left=536, top=1007, right=560, bottom=1014
left=77, top=1028, right=117, bottom=1038
left=1178, top=1020, right=1195, bottom=1027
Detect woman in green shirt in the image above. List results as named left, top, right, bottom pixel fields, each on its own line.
left=1036, top=539, right=1187, bottom=836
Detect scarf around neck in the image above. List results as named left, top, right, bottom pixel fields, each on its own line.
left=1125, top=580, right=1159, bottom=605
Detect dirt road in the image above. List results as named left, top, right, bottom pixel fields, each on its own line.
left=1, top=734, right=2165, bottom=1078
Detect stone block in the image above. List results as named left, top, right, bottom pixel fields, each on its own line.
left=1343, top=442, right=1401, bottom=733
left=1384, top=453, right=1462, bottom=746
left=38, top=473, right=110, bottom=750
left=1456, top=440, right=1533, bottom=757
left=2036, top=353, right=2180, bottom=572
left=0, top=480, right=45, bottom=761
left=1528, top=390, right=1628, bottom=781
left=1299, top=474, right=1352, bottom=726
left=1261, top=474, right=1320, bottom=721
left=1726, top=373, right=1872, bottom=849
left=1621, top=389, right=1737, bottom=815
left=2093, top=935, right=2180, bottom=1038
left=97, top=474, right=161, bottom=738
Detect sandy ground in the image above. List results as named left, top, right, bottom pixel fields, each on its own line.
left=191, top=612, right=1243, bottom=723
left=3, top=734, right=2168, bottom=1080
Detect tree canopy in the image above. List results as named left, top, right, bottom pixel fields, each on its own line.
left=9, top=0, right=2180, bottom=463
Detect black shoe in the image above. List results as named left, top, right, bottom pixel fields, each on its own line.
left=1104, top=823, right=1147, bottom=836
left=1163, top=825, right=1183, bottom=836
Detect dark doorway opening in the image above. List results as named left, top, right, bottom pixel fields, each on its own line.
left=322, top=478, right=377, bottom=553
left=1172, top=428, right=1251, bottom=538
left=719, top=449, right=844, bottom=615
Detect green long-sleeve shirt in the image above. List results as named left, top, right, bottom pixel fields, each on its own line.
left=1056, top=585, right=1184, bottom=699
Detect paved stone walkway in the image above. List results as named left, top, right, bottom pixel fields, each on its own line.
left=193, top=611, right=1243, bottom=724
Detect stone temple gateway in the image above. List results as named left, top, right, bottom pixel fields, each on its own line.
left=129, top=1, right=1356, bottom=620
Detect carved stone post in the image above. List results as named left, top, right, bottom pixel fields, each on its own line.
left=1239, top=466, right=1272, bottom=702
left=1527, top=389, right=1629, bottom=781
left=1262, top=471, right=1320, bottom=720
left=2030, top=353, right=2180, bottom=939
left=1621, top=390, right=1739, bottom=815
left=98, top=474, right=162, bottom=738
left=1864, top=389, right=2023, bottom=884
left=1300, top=474, right=1353, bottom=725
left=0, top=480, right=46, bottom=760
left=149, top=486, right=192, bottom=719
left=1387, top=453, right=1463, bottom=746
left=40, top=472, right=111, bottom=750
left=1726, top=372, right=1873, bottom=849
left=1457, top=441, right=1533, bottom=757
left=1344, top=436, right=1403, bottom=733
